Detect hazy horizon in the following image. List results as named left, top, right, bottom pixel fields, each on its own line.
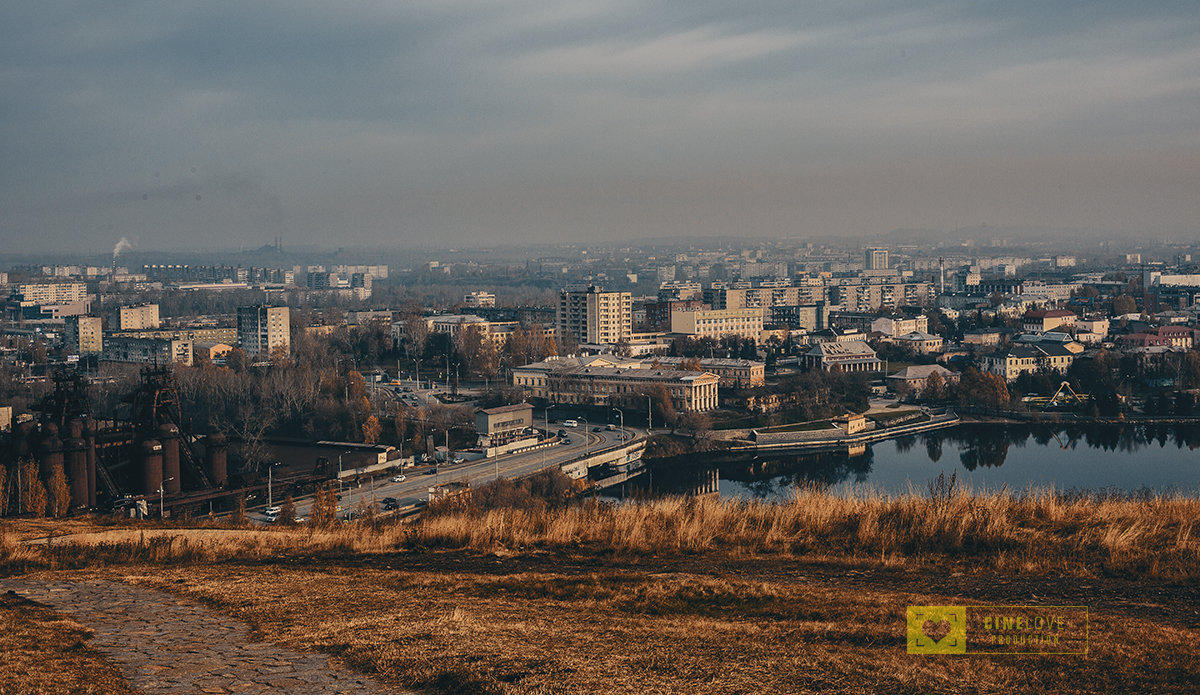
left=4, top=2, right=1199, bottom=254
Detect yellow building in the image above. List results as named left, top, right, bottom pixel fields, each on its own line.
left=513, top=355, right=719, bottom=412
left=670, top=308, right=764, bottom=343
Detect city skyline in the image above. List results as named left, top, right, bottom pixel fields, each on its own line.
left=3, top=2, right=1199, bottom=254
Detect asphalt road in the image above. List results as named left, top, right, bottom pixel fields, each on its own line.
left=256, top=425, right=641, bottom=523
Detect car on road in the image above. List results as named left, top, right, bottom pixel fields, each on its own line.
left=265, top=505, right=282, bottom=516
left=265, top=512, right=280, bottom=523
left=451, top=456, right=465, bottom=464
left=606, top=424, right=617, bottom=431
left=562, top=419, right=578, bottom=427
left=391, top=474, right=406, bottom=482
left=381, top=497, right=398, bottom=511
left=592, top=426, right=602, bottom=432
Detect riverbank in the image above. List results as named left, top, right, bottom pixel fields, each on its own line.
left=959, top=407, right=1200, bottom=425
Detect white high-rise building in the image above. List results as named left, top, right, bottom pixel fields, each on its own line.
left=237, top=305, right=290, bottom=358
left=864, top=247, right=889, bottom=271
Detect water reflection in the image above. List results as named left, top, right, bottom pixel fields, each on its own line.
left=618, top=423, right=1200, bottom=500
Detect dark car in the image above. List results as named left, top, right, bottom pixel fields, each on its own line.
left=592, top=427, right=602, bottom=432
left=381, top=497, right=399, bottom=511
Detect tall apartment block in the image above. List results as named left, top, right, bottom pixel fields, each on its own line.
left=864, top=247, right=889, bottom=271
left=557, top=285, right=632, bottom=345
left=65, top=316, right=103, bottom=354
left=120, top=303, right=160, bottom=330
left=11, top=282, right=87, bottom=304
left=237, top=305, right=291, bottom=358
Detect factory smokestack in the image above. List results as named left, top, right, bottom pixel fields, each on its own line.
left=112, top=237, right=132, bottom=277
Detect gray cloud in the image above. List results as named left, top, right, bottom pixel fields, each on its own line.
left=2, top=1, right=1199, bottom=252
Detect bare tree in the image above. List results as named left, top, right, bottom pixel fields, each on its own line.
left=46, top=465, right=71, bottom=518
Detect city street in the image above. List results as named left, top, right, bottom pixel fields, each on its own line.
left=256, top=425, right=641, bottom=522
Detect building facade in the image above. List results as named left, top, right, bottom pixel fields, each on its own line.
left=512, top=356, right=719, bottom=412
left=864, top=247, right=889, bottom=271
left=670, top=307, right=764, bottom=343
left=119, top=303, right=160, bottom=330
left=650, top=357, right=765, bottom=389
left=65, top=315, right=103, bottom=354
left=103, top=336, right=193, bottom=366
left=237, top=305, right=291, bottom=358
left=804, top=340, right=882, bottom=372
left=557, top=286, right=632, bottom=345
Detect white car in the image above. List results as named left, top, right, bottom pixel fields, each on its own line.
left=562, top=419, right=578, bottom=427
left=451, top=457, right=465, bottom=464
left=391, top=474, right=407, bottom=482
left=265, top=505, right=282, bottom=516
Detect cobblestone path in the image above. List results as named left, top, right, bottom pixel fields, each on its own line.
left=3, top=580, right=407, bottom=694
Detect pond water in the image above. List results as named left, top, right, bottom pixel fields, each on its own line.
left=620, top=423, right=1200, bottom=499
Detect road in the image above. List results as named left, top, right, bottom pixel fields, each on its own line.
left=257, top=424, right=641, bottom=522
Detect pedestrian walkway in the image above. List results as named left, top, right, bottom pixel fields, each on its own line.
left=3, top=580, right=405, bottom=694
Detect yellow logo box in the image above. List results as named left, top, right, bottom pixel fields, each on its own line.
left=908, top=605, right=1088, bottom=655
left=908, top=606, right=967, bottom=654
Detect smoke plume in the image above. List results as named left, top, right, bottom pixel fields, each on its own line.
left=113, top=237, right=132, bottom=258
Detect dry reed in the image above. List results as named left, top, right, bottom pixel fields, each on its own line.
left=4, top=487, right=1197, bottom=581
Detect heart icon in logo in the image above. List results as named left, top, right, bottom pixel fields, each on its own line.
left=922, top=619, right=952, bottom=644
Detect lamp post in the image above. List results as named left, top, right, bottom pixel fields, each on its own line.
left=541, top=404, right=555, bottom=466
left=267, top=461, right=284, bottom=510
left=647, top=395, right=653, bottom=431
left=612, top=407, right=624, bottom=440
left=579, top=416, right=588, bottom=458
left=158, top=477, right=174, bottom=519
left=337, top=451, right=352, bottom=495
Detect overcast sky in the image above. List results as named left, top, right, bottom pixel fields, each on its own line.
left=3, top=1, right=1199, bottom=254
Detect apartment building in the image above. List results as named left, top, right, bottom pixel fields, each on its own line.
left=65, top=316, right=103, bottom=354
left=103, top=336, right=193, bottom=367
left=557, top=286, right=632, bottom=345
left=237, top=305, right=290, bottom=358
left=670, top=307, right=764, bottom=343
left=463, top=291, right=496, bottom=308
left=119, top=303, right=160, bottom=330
left=981, top=344, right=1075, bottom=382
left=10, top=282, right=87, bottom=304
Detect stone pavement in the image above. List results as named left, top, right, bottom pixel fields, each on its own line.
left=3, top=580, right=408, bottom=694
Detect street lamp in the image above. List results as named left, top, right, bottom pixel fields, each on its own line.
left=337, top=450, right=352, bottom=495
left=612, top=407, right=624, bottom=440
left=158, top=477, right=174, bottom=519
left=541, top=404, right=556, bottom=466
left=267, top=462, right=281, bottom=509
left=579, top=416, right=588, bottom=458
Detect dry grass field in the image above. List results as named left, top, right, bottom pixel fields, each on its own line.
left=0, top=590, right=136, bottom=695
left=3, top=483, right=1200, bottom=694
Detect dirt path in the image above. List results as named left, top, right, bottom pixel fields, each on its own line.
left=2, top=580, right=407, bottom=695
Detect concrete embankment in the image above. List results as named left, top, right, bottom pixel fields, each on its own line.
left=727, top=412, right=961, bottom=454
left=957, top=407, right=1200, bottom=426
